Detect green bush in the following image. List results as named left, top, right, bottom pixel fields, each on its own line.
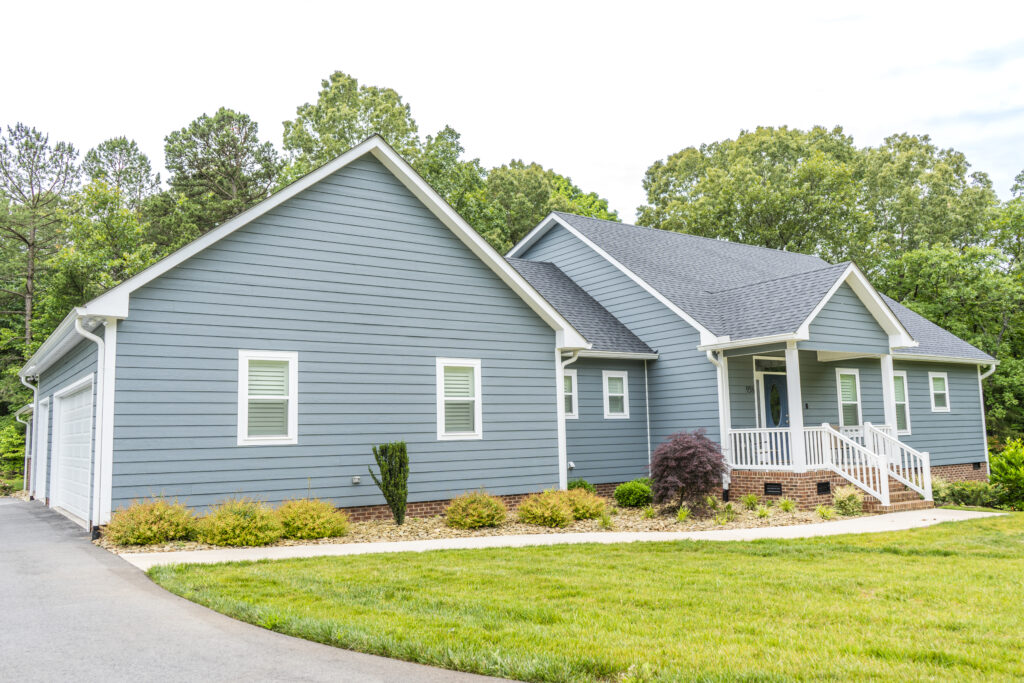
left=277, top=498, right=350, bottom=539
left=518, top=490, right=574, bottom=528
left=832, top=486, right=864, bottom=516
left=756, top=505, right=771, bottom=519
left=991, top=440, right=1024, bottom=508
left=676, top=505, right=691, bottom=523
left=740, top=493, right=759, bottom=511
left=567, top=479, right=596, bottom=494
left=599, top=512, right=613, bottom=529
left=614, top=480, right=653, bottom=508
left=779, top=498, right=796, bottom=513
left=445, top=491, right=507, bottom=529
left=933, top=478, right=1004, bottom=508
left=197, top=498, right=283, bottom=546
left=816, top=505, right=836, bottom=520
left=0, top=421, right=25, bottom=480
left=369, top=441, right=409, bottom=525
left=642, top=505, right=656, bottom=519
left=704, top=494, right=720, bottom=511
left=105, top=498, right=197, bottom=545
left=564, top=488, right=606, bottom=520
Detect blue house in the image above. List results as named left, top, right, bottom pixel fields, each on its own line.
left=19, top=137, right=996, bottom=531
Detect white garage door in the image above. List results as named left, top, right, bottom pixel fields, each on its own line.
left=54, top=384, right=93, bottom=523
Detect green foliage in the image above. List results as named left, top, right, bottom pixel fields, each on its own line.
left=933, top=478, right=1005, bottom=508
left=740, top=493, right=759, bottom=511
left=369, top=441, right=409, bottom=525
left=642, top=505, right=656, bottom=519
left=444, top=491, right=507, bottom=529
left=833, top=486, right=864, bottom=516
left=779, top=498, right=796, bottom=513
left=676, top=505, right=691, bottom=523
left=277, top=498, right=350, bottom=539
left=599, top=511, right=613, bottom=529
left=704, top=494, right=720, bottom=511
left=614, top=480, right=653, bottom=508
left=756, top=505, right=771, bottom=519
left=714, top=503, right=737, bottom=525
left=564, top=488, right=606, bottom=520
left=0, top=420, right=25, bottom=479
left=567, top=479, right=596, bottom=494
left=517, top=490, right=573, bottom=528
left=82, top=137, right=160, bottom=209
left=816, top=505, right=836, bottom=520
left=990, top=440, right=1024, bottom=508
left=105, top=498, right=197, bottom=545
left=197, top=498, right=283, bottom=546
left=0, top=476, right=22, bottom=495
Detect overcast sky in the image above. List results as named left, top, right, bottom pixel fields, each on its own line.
left=5, top=1, right=1023, bottom=221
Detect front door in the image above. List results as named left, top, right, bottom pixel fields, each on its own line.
left=763, top=374, right=790, bottom=428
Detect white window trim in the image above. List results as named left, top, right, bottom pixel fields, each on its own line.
left=893, top=370, right=911, bottom=435
left=563, top=369, right=578, bottom=419
left=602, top=370, right=630, bottom=419
left=835, top=368, right=863, bottom=427
left=436, top=358, right=483, bottom=440
left=929, top=371, right=951, bottom=413
left=237, top=350, right=298, bottom=446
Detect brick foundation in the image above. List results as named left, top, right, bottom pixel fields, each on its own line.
left=726, top=470, right=852, bottom=510
left=931, top=461, right=989, bottom=482
left=341, top=491, right=537, bottom=522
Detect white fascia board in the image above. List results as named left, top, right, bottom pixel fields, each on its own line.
left=577, top=350, right=660, bottom=360
left=697, top=332, right=803, bottom=352
left=543, top=215, right=722, bottom=346
left=506, top=213, right=559, bottom=258
left=797, top=263, right=916, bottom=349
left=77, top=137, right=589, bottom=350
left=892, top=354, right=998, bottom=366
left=19, top=308, right=108, bottom=378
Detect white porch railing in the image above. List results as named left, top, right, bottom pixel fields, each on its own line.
left=812, top=424, right=890, bottom=506
left=729, top=428, right=792, bottom=468
left=839, top=423, right=894, bottom=445
left=864, top=423, right=932, bottom=500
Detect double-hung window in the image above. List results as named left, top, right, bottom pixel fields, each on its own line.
left=602, top=370, right=629, bottom=419
left=238, top=350, right=298, bottom=445
left=893, top=370, right=911, bottom=434
left=437, top=358, right=482, bottom=440
left=929, top=372, right=950, bottom=412
left=836, top=368, right=862, bottom=427
left=563, top=369, right=578, bottom=419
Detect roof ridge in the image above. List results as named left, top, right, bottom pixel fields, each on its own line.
left=706, top=261, right=850, bottom=295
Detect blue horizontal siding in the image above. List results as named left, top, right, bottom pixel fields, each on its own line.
left=801, top=283, right=890, bottom=353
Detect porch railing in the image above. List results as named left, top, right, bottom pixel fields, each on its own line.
left=839, top=423, right=894, bottom=446
left=814, top=424, right=890, bottom=506
left=729, top=428, right=792, bottom=469
left=864, top=423, right=932, bottom=500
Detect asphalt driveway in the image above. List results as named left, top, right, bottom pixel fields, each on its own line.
left=0, top=498, right=502, bottom=682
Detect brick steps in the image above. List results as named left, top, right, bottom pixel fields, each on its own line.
left=862, top=475, right=933, bottom=513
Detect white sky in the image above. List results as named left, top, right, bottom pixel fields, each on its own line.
left=5, top=1, right=1023, bottom=221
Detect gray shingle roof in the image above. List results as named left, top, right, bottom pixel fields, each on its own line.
left=507, top=258, right=655, bottom=355
left=546, top=213, right=993, bottom=363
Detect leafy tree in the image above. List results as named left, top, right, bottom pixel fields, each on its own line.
left=281, top=71, right=420, bottom=183
left=412, top=125, right=486, bottom=221
left=82, top=137, right=160, bottom=209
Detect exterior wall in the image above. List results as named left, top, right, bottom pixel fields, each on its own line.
left=799, top=283, right=890, bottom=354
left=111, top=154, right=561, bottom=510
left=37, top=333, right=100, bottom=502
left=727, top=469, right=854, bottom=509
left=565, top=357, right=649, bottom=485
left=932, top=462, right=989, bottom=482
left=520, top=225, right=720, bottom=449
left=893, top=361, right=987, bottom=467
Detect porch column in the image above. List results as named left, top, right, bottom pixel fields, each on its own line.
left=785, top=342, right=807, bottom=472
left=881, top=354, right=898, bottom=431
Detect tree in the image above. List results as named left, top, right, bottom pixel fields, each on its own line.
left=82, top=137, right=160, bottom=209
left=163, top=107, right=281, bottom=235
left=412, top=125, right=486, bottom=221
left=281, top=71, right=420, bottom=183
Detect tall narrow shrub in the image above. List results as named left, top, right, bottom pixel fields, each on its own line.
left=650, top=429, right=728, bottom=507
left=369, top=441, right=409, bottom=525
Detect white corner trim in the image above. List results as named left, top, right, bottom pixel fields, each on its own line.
left=436, top=357, right=483, bottom=441
left=563, top=368, right=578, bottom=419
left=602, top=370, right=630, bottom=419
left=928, top=371, right=951, bottom=412
left=835, top=367, right=863, bottom=427
left=506, top=212, right=558, bottom=258
left=237, top=350, right=299, bottom=446
left=98, top=320, right=117, bottom=524
left=556, top=351, right=571, bottom=489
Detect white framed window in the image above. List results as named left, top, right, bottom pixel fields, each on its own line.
left=602, top=370, right=629, bottom=419
left=437, top=358, right=482, bottom=440
left=929, top=371, right=950, bottom=412
left=238, top=350, right=298, bottom=446
left=835, top=368, right=862, bottom=427
left=893, top=370, right=911, bottom=434
left=563, top=369, right=578, bottom=419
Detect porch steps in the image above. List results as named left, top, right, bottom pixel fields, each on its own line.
left=862, top=477, right=934, bottom=513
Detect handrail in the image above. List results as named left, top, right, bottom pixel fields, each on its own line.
left=728, top=428, right=792, bottom=469
left=863, top=423, right=932, bottom=500
left=819, top=424, right=890, bottom=506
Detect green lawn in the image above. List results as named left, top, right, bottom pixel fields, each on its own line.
left=150, top=513, right=1024, bottom=682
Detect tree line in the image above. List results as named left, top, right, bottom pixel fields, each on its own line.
left=1, top=71, right=1021, bottom=445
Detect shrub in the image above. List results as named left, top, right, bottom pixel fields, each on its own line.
left=650, top=429, right=728, bottom=507
left=756, top=505, right=771, bottom=519
left=444, top=491, right=507, bottom=529
left=0, top=421, right=25, bottom=480
left=779, top=498, right=796, bottom=513
left=277, top=498, right=350, bottom=539
left=197, top=498, right=283, bottom=546
left=933, top=478, right=1004, bottom=508
left=642, top=505, right=656, bottom=519
left=567, top=479, right=596, bottom=494
left=369, top=441, right=409, bottom=525
left=614, top=479, right=653, bottom=508
left=564, top=488, right=606, bottom=520
left=991, top=440, right=1024, bottom=508
left=816, top=505, right=836, bottom=520
left=599, top=512, right=613, bottom=529
left=741, top=493, right=759, bottom=511
left=704, top=494, right=720, bottom=511
left=676, top=505, right=691, bottom=523
left=713, top=502, right=737, bottom=526
left=518, top=490, right=573, bottom=528
left=832, top=486, right=864, bottom=516
left=105, top=498, right=197, bottom=545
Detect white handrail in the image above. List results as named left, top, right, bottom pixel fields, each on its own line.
left=819, top=423, right=890, bottom=506
left=728, top=428, right=792, bottom=469
left=863, top=422, right=932, bottom=500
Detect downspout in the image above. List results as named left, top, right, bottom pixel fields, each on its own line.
left=706, top=350, right=731, bottom=492
left=19, top=375, right=38, bottom=494
left=644, top=359, right=651, bottom=468
left=74, top=316, right=104, bottom=537
left=980, top=363, right=996, bottom=380
left=559, top=350, right=580, bottom=488
left=979, top=363, right=996, bottom=473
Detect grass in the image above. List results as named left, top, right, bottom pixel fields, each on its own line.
left=149, top=513, right=1024, bottom=682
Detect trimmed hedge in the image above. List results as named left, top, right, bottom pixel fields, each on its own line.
left=518, top=490, right=573, bottom=528
left=564, top=489, right=606, bottom=520
left=445, top=491, right=507, bottom=529
left=277, top=498, right=350, bottom=539
left=105, top=498, right=197, bottom=545
left=197, top=498, right=283, bottom=547
left=614, top=479, right=653, bottom=508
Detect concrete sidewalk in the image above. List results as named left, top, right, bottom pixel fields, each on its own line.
left=121, top=507, right=999, bottom=571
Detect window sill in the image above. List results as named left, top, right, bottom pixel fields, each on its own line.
left=604, top=414, right=630, bottom=420
left=237, top=436, right=298, bottom=446
left=437, top=433, right=483, bottom=441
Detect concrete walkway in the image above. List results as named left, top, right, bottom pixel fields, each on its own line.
left=122, top=507, right=999, bottom=571
left=0, top=498, right=500, bottom=682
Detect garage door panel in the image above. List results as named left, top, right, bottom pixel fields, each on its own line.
left=56, top=385, right=93, bottom=522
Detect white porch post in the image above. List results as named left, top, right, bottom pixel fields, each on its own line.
left=785, top=342, right=807, bottom=472
left=881, top=354, right=897, bottom=431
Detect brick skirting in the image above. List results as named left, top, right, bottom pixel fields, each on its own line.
left=931, top=461, right=989, bottom=482
left=341, top=491, right=537, bottom=522
left=726, top=470, right=853, bottom=509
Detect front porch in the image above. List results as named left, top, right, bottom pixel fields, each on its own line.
left=718, top=344, right=933, bottom=507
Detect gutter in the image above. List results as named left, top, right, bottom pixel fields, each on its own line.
left=980, top=363, right=997, bottom=380
left=74, top=317, right=105, bottom=536
left=18, top=375, right=38, bottom=493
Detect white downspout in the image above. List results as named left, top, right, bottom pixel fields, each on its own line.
left=644, top=359, right=652, bottom=468
left=19, top=375, right=38, bottom=493
left=980, top=363, right=996, bottom=380
left=557, top=350, right=581, bottom=489
left=74, top=317, right=104, bottom=534
left=707, top=350, right=731, bottom=490
left=979, top=363, right=996, bottom=473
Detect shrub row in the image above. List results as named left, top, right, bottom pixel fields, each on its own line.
left=517, top=488, right=608, bottom=528
left=105, top=497, right=350, bottom=547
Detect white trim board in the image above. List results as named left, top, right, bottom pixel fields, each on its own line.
left=237, top=350, right=300, bottom=446
left=436, top=357, right=483, bottom=441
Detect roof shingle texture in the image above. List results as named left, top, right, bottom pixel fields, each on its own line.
left=507, top=258, right=654, bottom=355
